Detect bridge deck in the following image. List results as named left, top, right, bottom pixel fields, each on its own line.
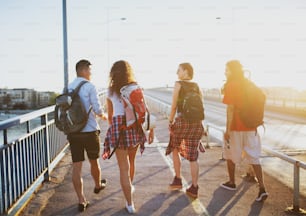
left=20, top=114, right=306, bottom=216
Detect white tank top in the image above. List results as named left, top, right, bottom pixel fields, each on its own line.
left=107, top=90, right=125, bottom=116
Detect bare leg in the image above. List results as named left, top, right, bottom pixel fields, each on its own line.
left=89, top=159, right=101, bottom=188
left=227, top=159, right=236, bottom=184
left=248, top=165, right=255, bottom=176
left=190, top=160, right=199, bottom=187
left=72, top=161, right=86, bottom=204
left=115, top=148, right=133, bottom=205
left=252, top=164, right=265, bottom=188
left=128, top=145, right=139, bottom=182
left=172, top=148, right=181, bottom=178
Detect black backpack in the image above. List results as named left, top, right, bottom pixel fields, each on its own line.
left=179, top=81, right=205, bottom=121
left=237, top=79, right=266, bottom=128
left=55, top=81, right=91, bottom=135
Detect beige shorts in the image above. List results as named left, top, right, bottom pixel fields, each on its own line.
left=223, top=131, right=261, bottom=164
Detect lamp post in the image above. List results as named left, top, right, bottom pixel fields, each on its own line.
left=62, top=0, right=68, bottom=92
left=106, top=8, right=126, bottom=68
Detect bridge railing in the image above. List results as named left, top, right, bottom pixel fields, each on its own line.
left=0, top=91, right=305, bottom=214
left=202, top=89, right=306, bottom=113
left=0, top=90, right=108, bottom=215
left=145, top=94, right=306, bottom=214
left=0, top=106, right=68, bottom=215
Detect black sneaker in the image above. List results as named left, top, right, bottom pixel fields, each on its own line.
left=78, top=201, right=89, bottom=212
left=256, top=187, right=268, bottom=202
left=94, top=179, right=107, bottom=194
left=220, top=181, right=237, bottom=191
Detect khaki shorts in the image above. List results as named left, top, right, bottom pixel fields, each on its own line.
left=223, top=131, right=261, bottom=164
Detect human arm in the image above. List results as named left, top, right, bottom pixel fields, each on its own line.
left=224, top=104, right=234, bottom=141
left=106, top=98, right=113, bottom=125
left=222, top=82, right=236, bottom=141
left=148, top=128, right=154, bottom=144
left=89, top=85, right=107, bottom=120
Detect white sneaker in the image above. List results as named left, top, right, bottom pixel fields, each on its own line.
left=125, top=202, right=136, bottom=214
left=131, top=185, right=135, bottom=194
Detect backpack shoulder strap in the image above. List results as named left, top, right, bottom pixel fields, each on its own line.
left=178, top=81, right=186, bottom=94
left=72, top=80, right=88, bottom=97
left=192, top=82, right=200, bottom=92
left=72, top=80, right=92, bottom=114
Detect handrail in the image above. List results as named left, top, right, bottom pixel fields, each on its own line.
left=0, top=105, right=67, bottom=215
left=145, top=94, right=306, bottom=213
left=0, top=90, right=108, bottom=215
left=0, top=106, right=55, bottom=130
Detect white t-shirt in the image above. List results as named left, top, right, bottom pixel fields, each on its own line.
left=107, top=90, right=125, bottom=116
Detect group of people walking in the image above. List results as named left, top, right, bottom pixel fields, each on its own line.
left=66, top=59, right=268, bottom=214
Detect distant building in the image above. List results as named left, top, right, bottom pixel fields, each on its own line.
left=37, top=91, right=52, bottom=107
left=12, top=88, right=36, bottom=108
left=0, top=88, right=53, bottom=109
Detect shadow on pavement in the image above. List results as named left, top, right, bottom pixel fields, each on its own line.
left=207, top=183, right=254, bottom=216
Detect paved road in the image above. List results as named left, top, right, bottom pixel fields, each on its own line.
left=20, top=112, right=306, bottom=216
left=144, top=88, right=306, bottom=202
left=145, top=88, right=306, bottom=152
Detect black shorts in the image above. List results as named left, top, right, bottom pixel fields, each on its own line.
left=67, top=130, right=100, bottom=163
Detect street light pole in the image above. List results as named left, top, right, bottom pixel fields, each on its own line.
left=62, top=0, right=69, bottom=92
left=106, top=8, right=126, bottom=69
left=107, top=9, right=110, bottom=68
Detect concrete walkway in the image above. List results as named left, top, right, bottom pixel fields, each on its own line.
left=20, top=115, right=306, bottom=216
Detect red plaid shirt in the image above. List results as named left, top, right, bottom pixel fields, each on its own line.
left=166, top=117, right=204, bottom=161
left=102, top=115, right=146, bottom=159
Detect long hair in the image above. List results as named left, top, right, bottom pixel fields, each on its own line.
left=226, top=60, right=244, bottom=82
left=108, top=60, right=136, bottom=96
left=222, top=60, right=245, bottom=94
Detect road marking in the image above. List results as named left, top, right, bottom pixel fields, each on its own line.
left=154, top=136, right=210, bottom=216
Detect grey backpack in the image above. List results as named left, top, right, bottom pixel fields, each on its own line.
left=55, top=81, right=91, bottom=134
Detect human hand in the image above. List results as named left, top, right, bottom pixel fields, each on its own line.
left=148, top=128, right=154, bottom=144
left=101, top=113, right=108, bottom=120
left=223, top=131, right=230, bottom=143
left=102, top=147, right=110, bottom=160
left=168, top=121, right=174, bottom=134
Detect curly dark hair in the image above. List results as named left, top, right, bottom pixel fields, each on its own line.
left=108, top=60, right=136, bottom=96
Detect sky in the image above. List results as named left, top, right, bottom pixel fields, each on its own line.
left=1, top=0, right=306, bottom=93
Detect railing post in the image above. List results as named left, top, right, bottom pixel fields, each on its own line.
left=41, top=114, right=50, bottom=182
left=3, top=129, right=8, bottom=145
left=26, top=121, right=30, bottom=133
left=285, top=160, right=306, bottom=214
left=293, top=161, right=300, bottom=212
left=205, top=125, right=210, bottom=149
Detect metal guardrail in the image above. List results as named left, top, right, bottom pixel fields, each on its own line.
left=145, top=94, right=306, bottom=214
left=0, top=106, right=68, bottom=215
left=203, top=91, right=306, bottom=112
left=0, top=92, right=305, bottom=214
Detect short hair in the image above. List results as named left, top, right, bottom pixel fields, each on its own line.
left=76, top=59, right=91, bottom=74
left=179, top=62, right=193, bottom=79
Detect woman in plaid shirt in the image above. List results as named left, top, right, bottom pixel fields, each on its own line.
left=166, top=62, right=205, bottom=199
left=102, top=60, right=154, bottom=213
